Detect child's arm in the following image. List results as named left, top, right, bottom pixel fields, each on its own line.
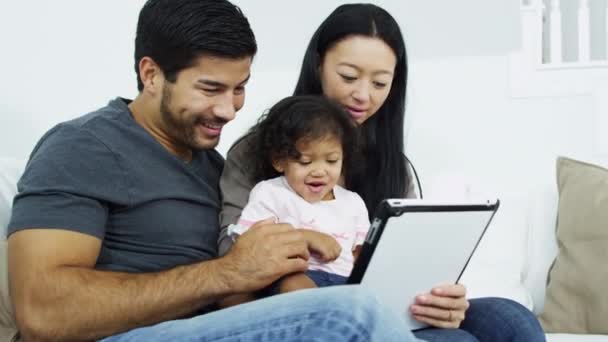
left=300, top=229, right=342, bottom=263
left=352, top=194, right=370, bottom=263
left=230, top=182, right=279, bottom=239
left=352, top=245, right=363, bottom=261
left=217, top=293, right=258, bottom=308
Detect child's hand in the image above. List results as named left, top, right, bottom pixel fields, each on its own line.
left=301, top=230, right=342, bottom=262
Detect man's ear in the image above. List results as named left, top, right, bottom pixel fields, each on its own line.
left=138, top=56, right=163, bottom=96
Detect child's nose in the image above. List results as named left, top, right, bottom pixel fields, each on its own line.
left=310, top=168, right=325, bottom=176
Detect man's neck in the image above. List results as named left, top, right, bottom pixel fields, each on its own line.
left=128, top=95, right=193, bottom=162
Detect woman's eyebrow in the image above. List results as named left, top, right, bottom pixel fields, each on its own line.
left=337, top=62, right=392, bottom=76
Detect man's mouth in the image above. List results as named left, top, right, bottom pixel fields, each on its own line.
left=197, top=121, right=223, bottom=136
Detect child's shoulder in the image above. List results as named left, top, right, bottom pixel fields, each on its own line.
left=334, top=185, right=366, bottom=207
left=251, top=176, right=292, bottom=197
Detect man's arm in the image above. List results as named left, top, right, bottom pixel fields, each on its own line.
left=9, top=223, right=309, bottom=341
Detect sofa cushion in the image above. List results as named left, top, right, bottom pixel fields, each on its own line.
left=523, top=184, right=559, bottom=314
left=546, top=334, right=608, bottom=342
left=0, top=158, right=24, bottom=342
left=0, top=159, right=25, bottom=237
left=459, top=191, right=533, bottom=309
left=539, top=157, right=608, bottom=334
left=424, top=173, right=533, bottom=309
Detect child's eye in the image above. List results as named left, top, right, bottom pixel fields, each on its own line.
left=298, top=160, right=312, bottom=165
left=327, top=160, right=339, bottom=164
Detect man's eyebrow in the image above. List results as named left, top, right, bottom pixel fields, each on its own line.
left=238, top=74, right=251, bottom=86
left=196, top=74, right=251, bottom=88
left=197, top=79, right=226, bottom=88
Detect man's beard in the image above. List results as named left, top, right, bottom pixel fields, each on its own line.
left=160, top=84, right=215, bottom=151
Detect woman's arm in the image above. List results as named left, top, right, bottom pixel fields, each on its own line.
left=218, top=135, right=257, bottom=256
left=404, top=157, right=419, bottom=199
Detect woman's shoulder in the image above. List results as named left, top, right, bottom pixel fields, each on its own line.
left=226, top=132, right=255, bottom=161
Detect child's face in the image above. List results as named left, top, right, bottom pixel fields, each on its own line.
left=274, top=136, right=343, bottom=203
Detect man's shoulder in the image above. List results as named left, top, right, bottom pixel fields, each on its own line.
left=40, top=98, right=130, bottom=146
left=25, top=98, right=132, bottom=177
left=68, top=97, right=132, bottom=137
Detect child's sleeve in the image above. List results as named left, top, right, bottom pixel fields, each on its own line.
left=230, top=181, right=279, bottom=236
left=352, top=195, right=371, bottom=249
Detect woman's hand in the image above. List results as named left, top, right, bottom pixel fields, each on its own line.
left=410, top=283, right=470, bottom=329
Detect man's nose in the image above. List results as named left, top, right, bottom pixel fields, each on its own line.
left=213, top=94, right=237, bottom=122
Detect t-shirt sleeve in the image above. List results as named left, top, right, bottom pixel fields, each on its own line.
left=7, top=124, right=127, bottom=239
left=353, top=194, right=371, bottom=248
left=230, top=181, right=278, bottom=236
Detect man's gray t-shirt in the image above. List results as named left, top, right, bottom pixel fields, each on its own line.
left=8, top=98, right=223, bottom=273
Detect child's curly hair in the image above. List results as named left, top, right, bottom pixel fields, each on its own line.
left=244, top=95, right=363, bottom=185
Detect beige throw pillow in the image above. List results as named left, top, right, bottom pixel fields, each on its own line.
left=539, top=157, right=608, bottom=333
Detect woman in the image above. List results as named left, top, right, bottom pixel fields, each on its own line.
left=219, top=4, right=545, bottom=341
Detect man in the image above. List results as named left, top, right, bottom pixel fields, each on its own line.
left=7, top=0, right=418, bottom=341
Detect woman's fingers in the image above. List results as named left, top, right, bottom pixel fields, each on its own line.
left=415, top=293, right=469, bottom=311
left=411, top=313, right=462, bottom=329
left=431, top=283, right=467, bottom=298
left=411, top=303, right=465, bottom=322
left=410, top=286, right=470, bottom=329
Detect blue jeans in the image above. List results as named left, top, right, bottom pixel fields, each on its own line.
left=306, top=270, right=348, bottom=287
left=101, top=285, right=422, bottom=341
left=414, top=297, right=546, bottom=342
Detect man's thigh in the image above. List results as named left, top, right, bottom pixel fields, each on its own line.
left=101, top=285, right=420, bottom=342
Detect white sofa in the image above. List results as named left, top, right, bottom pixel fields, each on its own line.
left=0, top=157, right=606, bottom=341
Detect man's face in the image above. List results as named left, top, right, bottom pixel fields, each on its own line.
left=160, top=55, right=252, bottom=150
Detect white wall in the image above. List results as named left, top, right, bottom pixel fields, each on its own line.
left=0, top=0, right=603, bottom=197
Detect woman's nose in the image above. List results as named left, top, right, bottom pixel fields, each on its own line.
left=352, top=81, right=371, bottom=103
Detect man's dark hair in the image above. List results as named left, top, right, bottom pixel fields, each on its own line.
left=134, top=0, right=257, bottom=91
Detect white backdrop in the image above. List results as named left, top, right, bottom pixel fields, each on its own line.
left=0, top=0, right=604, bottom=197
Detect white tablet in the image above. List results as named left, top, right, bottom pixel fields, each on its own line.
left=347, top=198, right=499, bottom=331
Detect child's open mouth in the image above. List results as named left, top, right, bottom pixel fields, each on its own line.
left=306, top=181, right=326, bottom=193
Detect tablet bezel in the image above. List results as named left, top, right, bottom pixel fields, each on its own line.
left=347, top=199, right=500, bottom=284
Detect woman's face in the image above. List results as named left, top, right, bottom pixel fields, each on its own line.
left=319, top=35, right=397, bottom=124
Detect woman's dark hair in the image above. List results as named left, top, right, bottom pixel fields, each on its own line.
left=293, top=3, right=409, bottom=216
left=134, top=0, right=257, bottom=91
left=246, top=96, right=361, bottom=184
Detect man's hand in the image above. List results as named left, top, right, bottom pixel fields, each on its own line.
left=219, top=219, right=310, bottom=292
left=301, top=229, right=342, bottom=263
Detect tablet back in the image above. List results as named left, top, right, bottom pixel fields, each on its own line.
left=348, top=199, right=499, bottom=330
